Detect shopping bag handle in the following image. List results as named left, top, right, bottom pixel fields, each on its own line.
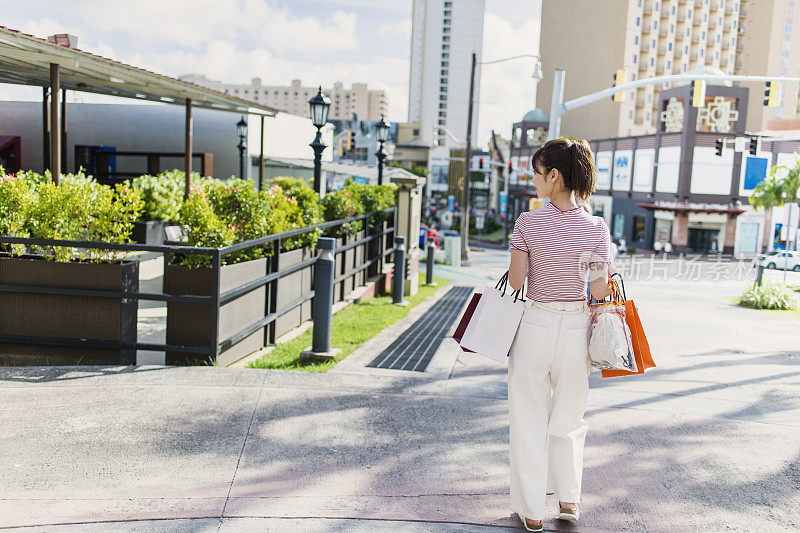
left=610, top=272, right=627, bottom=301
left=496, top=271, right=526, bottom=303
left=589, top=277, right=625, bottom=306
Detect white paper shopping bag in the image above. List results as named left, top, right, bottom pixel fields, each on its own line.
left=459, top=273, right=525, bottom=364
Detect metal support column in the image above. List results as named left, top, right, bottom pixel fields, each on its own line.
left=184, top=98, right=193, bottom=200
left=49, top=63, right=60, bottom=184
left=258, top=115, right=266, bottom=190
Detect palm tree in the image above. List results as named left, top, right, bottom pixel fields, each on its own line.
left=750, top=154, right=800, bottom=282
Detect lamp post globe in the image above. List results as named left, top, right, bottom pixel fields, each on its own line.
left=308, top=86, right=331, bottom=195
left=375, top=114, right=390, bottom=186
left=236, top=116, right=248, bottom=179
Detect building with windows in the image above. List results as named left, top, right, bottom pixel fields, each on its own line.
left=511, top=82, right=800, bottom=256
left=179, top=75, right=388, bottom=122
left=536, top=0, right=800, bottom=139
left=407, top=0, right=485, bottom=148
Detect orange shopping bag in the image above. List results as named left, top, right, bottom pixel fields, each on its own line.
left=600, top=275, right=655, bottom=378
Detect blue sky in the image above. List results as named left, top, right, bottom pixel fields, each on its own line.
left=1, top=0, right=541, bottom=145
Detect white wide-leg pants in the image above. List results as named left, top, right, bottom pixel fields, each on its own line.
left=507, top=300, right=591, bottom=521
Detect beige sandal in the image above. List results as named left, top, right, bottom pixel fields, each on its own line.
left=523, top=516, right=544, bottom=532
left=557, top=501, right=579, bottom=523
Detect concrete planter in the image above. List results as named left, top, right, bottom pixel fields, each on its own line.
left=274, top=247, right=313, bottom=339
left=0, top=256, right=139, bottom=365
left=164, top=257, right=267, bottom=366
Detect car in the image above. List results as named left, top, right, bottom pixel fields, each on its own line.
left=442, top=230, right=460, bottom=237
left=755, top=250, right=800, bottom=272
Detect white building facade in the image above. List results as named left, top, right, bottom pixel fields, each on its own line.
left=407, top=0, right=485, bottom=149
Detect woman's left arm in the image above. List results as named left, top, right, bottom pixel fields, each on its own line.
left=509, top=249, right=528, bottom=291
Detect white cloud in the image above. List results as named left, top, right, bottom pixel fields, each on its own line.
left=476, top=6, right=542, bottom=146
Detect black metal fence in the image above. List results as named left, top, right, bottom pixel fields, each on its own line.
left=0, top=208, right=395, bottom=366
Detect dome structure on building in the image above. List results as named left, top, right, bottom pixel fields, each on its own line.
left=675, top=66, right=732, bottom=87
left=522, top=108, right=549, bottom=123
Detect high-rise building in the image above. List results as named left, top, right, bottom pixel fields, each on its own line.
left=537, top=0, right=800, bottom=139
left=179, top=75, right=388, bottom=122
left=735, top=0, right=800, bottom=130
left=407, top=0, right=486, bottom=148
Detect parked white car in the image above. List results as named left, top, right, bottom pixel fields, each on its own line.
left=755, top=250, right=800, bottom=272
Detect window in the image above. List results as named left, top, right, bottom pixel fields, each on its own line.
left=443, top=27, right=450, bottom=34
left=672, top=5, right=676, bottom=14
left=632, top=216, right=646, bottom=242
left=439, top=102, right=447, bottom=109
left=667, top=60, right=671, bottom=68
left=443, top=19, right=451, bottom=25
left=702, top=30, right=705, bottom=39
left=700, top=48, right=704, bottom=57
left=636, top=16, right=640, bottom=26
left=413, top=129, right=419, bottom=136
left=650, top=57, right=655, bottom=66
left=443, top=35, right=450, bottom=42
left=441, top=61, right=449, bottom=67
left=438, top=111, right=446, bottom=117
left=635, top=35, right=639, bottom=44
left=441, top=69, right=448, bottom=76
left=440, top=78, right=447, bottom=84
left=438, top=118, right=446, bottom=125
left=634, top=54, right=638, bottom=64
left=685, top=45, right=689, bottom=53
left=669, top=42, right=673, bottom=51
left=670, top=23, right=674, bottom=32
left=440, top=94, right=447, bottom=101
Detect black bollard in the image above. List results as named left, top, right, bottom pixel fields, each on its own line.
left=393, top=236, right=406, bottom=305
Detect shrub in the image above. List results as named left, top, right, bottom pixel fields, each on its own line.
left=130, top=170, right=186, bottom=222
left=738, top=282, right=798, bottom=310
left=269, top=177, right=323, bottom=249
left=342, top=181, right=396, bottom=224
left=178, top=184, right=236, bottom=268
left=321, top=186, right=365, bottom=237
left=13, top=171, right=143, bottom=263
left=0, top=173, right=34, bottom=251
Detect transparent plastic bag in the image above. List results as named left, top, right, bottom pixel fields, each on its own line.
left=588, top=303, right=637, bottom=372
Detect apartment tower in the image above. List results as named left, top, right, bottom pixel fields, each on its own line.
left=180, top=75, right=388, bottom=121
left=537, top=0, right=800, bottom=139
left=407, top=0, right=486, bottom=147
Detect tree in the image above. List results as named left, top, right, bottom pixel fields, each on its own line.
left=750, top=153, right=800, bottom=253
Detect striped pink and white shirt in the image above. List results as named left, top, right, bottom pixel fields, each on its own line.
left=510, top=202, right=613, bottom=302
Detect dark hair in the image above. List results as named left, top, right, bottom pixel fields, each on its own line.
left=531, top=137, right=596, bottom=201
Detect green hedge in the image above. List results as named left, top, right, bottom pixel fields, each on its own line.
left=0, top=168, right=396, bottom=267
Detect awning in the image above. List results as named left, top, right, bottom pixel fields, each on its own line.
left=0, top=26, right=277, bottom=116
left=636, top=201, right=744, bottom=215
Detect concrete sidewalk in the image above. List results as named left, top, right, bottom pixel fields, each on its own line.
left=1, top=250, right=799, bottom=532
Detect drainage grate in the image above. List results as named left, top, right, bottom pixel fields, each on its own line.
left=366, top=285, right=474, bottom=372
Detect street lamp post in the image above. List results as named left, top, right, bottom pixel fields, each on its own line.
left=236, top=116, right=247, bottom=179
left=308, top=86, right=331, bottom=195
left=375, top=114, right=390, bottom=185
left=461, top=52, right=543, bottom=263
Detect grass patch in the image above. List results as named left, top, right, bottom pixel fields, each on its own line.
left=247, top=275, right=451, bottom=372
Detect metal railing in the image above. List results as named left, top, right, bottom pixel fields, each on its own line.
left=0, top=207, right=396, bottom=366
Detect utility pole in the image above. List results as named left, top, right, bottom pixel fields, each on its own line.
left=460, top=50, right=477, bottom=264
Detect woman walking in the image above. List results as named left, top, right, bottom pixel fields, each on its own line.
left=506, top=138, right=613, bottom=531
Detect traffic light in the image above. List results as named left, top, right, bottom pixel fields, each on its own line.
left=611, top=69, right=625, bottom=103
left=715, top=138, right=724, bottom=157
left=338, top=138, right=344, bottom=157
left=478, top=157, right=484, bottom=169
left=346, top=130, right=354, bottom=150
left=508, top=161, right=513, bottom=173
left=764, top=81, right=780, bottom=107
left=690, top=79, right=706, bottom=108
left=748, top=136, right=760, bottom=156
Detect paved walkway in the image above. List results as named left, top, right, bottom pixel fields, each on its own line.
left=1, top=251, right=799, bottom=532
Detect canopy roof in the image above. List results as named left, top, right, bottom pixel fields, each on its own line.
left=0, top=26, right=278, bottom=116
